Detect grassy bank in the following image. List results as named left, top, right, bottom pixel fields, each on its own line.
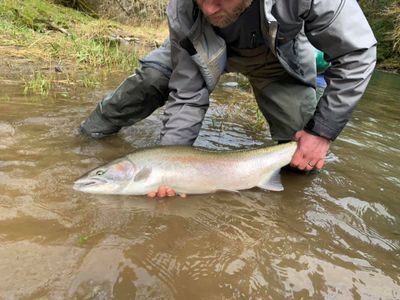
left=0, top=0, right=167, bottom=94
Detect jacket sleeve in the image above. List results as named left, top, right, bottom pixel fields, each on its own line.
left=159, top=2, right=209, bottom=146
left=302, top=0, right=377, bottom=140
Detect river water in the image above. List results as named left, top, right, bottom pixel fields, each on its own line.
left=0, top=71, right=399, bottom=299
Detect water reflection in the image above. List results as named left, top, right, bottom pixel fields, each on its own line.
left=0, top=71, right=399, bottom=298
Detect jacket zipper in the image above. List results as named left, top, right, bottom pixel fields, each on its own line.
left=251, top=32, right=257, bottom=48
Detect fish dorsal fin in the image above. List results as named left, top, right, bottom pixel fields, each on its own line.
left=257, top=169, right=284, bottom=191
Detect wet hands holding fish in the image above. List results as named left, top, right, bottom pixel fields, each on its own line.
left=291, top=131, right=331, bottom=172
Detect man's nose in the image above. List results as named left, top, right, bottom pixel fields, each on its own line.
left=201, top=0, right=221, bottom=16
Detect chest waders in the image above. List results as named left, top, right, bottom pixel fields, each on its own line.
left=226, top=45, right=318, bottom=141
left=80, top=66, right=170, bottom=139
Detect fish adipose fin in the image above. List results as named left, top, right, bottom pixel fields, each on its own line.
left=257, top=169, right=284, bottom=191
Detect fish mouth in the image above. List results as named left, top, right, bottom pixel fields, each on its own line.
left=73, top=178, right=107, bottom=190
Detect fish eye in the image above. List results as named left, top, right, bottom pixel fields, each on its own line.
left=96, top=170, right=105, bottom=176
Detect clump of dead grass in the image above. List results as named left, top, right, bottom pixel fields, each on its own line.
left=383, top=4, right=400, bottom=53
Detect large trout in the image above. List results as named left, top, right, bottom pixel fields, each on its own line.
left=73, top=142, right=297, bottom=195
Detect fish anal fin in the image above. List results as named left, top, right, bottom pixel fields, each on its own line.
left=257, top=169, right=284, bottom=192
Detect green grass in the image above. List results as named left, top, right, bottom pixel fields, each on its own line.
left=0, top=0, right=144, bottom=70
left=0, top=19, right=35, bottom=47
left=0, top=0, right=160, bottom=94
left=73, top=38, right=139, bottom=69
left=78, top=76, right=100, bottom=88
left=0, top=0, right=90, bottom=32
left=24, top=72, right=53, bottom=95
left=77, top=235, right=90, bottom=245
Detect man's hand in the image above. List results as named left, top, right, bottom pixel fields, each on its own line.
left=147, top=186, right=186, bottom=198
left=291, top=130, right=331, bottom=171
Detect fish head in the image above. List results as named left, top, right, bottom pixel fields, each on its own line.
left=73, top=158, right=136, bottom=194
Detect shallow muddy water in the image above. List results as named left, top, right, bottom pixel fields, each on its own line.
left=0, top=71, right=399, bottom=299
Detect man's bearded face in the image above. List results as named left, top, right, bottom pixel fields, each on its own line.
left=196, top=0, right=254, bottom=28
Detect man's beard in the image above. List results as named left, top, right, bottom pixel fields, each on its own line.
left=206, top=0, right=254, bottom=28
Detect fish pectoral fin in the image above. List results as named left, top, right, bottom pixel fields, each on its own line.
left=134, top=167, right=152, bottom=182
left=257, top=169, right=284, bottom=191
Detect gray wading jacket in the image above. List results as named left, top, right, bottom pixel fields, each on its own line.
left=141, top=0, right=377, bottom=145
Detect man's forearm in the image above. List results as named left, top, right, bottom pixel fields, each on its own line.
left=160, top=88, right=209, bottom=145
left=159, top=34, right=210, bottom=145
left=305, top=45, right=377, bottom=140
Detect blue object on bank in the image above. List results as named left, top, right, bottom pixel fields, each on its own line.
left=316, top=74, right=327, bottom=88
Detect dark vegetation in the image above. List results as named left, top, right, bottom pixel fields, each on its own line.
left=359, top=0, right=400, bottom=71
